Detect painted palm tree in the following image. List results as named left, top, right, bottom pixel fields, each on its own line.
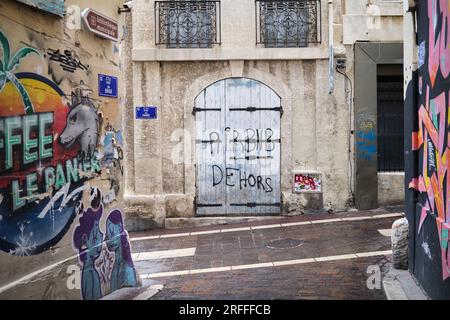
left=0, top=30, right=41, bottom=114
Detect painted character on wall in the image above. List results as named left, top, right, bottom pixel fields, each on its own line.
left=105, top=209, right=138, bottom=292
left=73, top=187, right=104, bottom=300
left=0, top=29, right=96, bottom=256
left=73, top=187, right=138, bottom=300
left=59, top=87, right=100, bottom=160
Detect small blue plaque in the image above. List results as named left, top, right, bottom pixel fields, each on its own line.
left=98, top=74, right=118, bottom=98
left=418, top=41, right=426, bottom=69
left=136, top=106, right=157, bottom=119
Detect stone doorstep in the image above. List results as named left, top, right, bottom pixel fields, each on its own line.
left=382, top=264, right=429, bottom=300
left=164, top=216, right=285, bottom=229
left=101, top=280, right=164, bottom=300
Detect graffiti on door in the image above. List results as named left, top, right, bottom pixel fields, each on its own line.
left=195, top=78, right=281, bottom=215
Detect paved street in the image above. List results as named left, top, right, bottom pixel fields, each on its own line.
left=129, top=208, right=402, bottom=300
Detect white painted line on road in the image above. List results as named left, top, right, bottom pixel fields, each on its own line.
left=355, top=250, right=392, bottom=258
left=221, top=227, right=251, bottom=233
left=231, top=262, right=274, bottom=270
left=372, top=213, right=404, bottom=219
left=140, top=250, right=393, bottom=279
left=314, top=254, right=358, bottom=262
left=251, top=224, right=283, bottom=230
left=190, top=266, right=232, bottom=274
left=273, top=258, right=316, bottom=266
left=311, top=218, right=343, bottom=224
left=280, top=221, right=311, bottom=227
left=341, top=216, right=373, bottom=221
left=131, top=235, right=161, bottom=242
left=190, top=230, right=219, bottom=236
left=142, top=270, right=190, bottom=279
left=132, top=247, right=196, bottom=261
left=378, top=229, right=392, bottom=237
left=160, top=233, right=191, bottom=239
left=130, top=213, right=405, bottom=242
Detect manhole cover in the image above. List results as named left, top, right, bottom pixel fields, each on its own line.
left=266, top=238, right=304, bottom=249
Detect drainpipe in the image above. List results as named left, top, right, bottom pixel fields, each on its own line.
left=328, top=0, right=334, bottom=94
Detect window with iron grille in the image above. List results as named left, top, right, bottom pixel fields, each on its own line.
left=155, top=0, right=221, bottom=48
left=256, top=0, right=321, bottom=48
left=377, top=65, right=404, bottom=172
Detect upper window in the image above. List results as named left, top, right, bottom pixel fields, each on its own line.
left=155, top=0, right=221, bottom=48
left=256, top=0, right=321, bottom=48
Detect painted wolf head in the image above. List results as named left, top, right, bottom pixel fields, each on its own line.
left=59, top=88, right=99, bottom=158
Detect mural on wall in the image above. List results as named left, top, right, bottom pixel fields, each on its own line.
left=0, top=30, right=93, bottom=256
left=408, top=0, right=450, bottom=280
left=0, top=27, right=138, bottom=298
left=73, top=187, right=137, bottom=300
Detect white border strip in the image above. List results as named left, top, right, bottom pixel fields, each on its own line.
left=131, top=213, right=404, bottom=242
left=132, top=247, right=196, bottom=261
left=140, top=250, right=393, bottom=279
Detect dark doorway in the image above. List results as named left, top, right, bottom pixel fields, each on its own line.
left=377, top=64, right=404, bottom=172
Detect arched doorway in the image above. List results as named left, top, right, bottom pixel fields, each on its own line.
left=194, top=78, right=282, bottom=215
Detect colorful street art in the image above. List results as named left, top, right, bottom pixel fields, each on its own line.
left=409, top=0, right=450, bottom=281
left=73, top=188, right=137, bottom=300
left=0, top=28, right=137, bottom=299
left=0, top=30, right=89, bottom=255
left=294, top=173, right=322, bottom=192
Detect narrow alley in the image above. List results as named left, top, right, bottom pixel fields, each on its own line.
left=130, top=208, right=402, bottom=300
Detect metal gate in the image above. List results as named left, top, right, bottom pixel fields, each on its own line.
left=194, top=78, right=281, bottom=215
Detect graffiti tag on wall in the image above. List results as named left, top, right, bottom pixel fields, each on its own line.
left=46, top=48, right=90, bottom=74
left=409, top=0, right=450, bottom=280
left=294, top=173, right=322, bottom=193
left=356, top=119, right=377, bottom=163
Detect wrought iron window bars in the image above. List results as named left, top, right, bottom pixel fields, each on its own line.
left=155, top=1, right=221, bottom=48
left=256, top=0, right=321, bottom=48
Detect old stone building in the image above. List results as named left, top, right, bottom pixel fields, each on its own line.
left=123, top=0, right=405, bottom=229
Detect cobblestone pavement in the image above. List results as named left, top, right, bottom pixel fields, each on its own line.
left=129, top=208, right=402, bottom=300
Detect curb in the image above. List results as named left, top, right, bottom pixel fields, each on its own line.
left=382, top=264, right=429, bottom=300
left=101, top=280, right=163, bottom=300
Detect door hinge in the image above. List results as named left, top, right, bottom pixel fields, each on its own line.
left=229, top=106, right=283, bottom=116
left=192, top=107, right=222, bottom=115
left=230, top=155, right=274, bottom=161
left=196, top=203, right=224, bottom=208
left=230, top=202, right=281, bottom=208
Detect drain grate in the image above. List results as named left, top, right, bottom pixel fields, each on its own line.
left=266, top=238, right=304, bottom=249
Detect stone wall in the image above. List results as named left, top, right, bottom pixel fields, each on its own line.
left=124, top=58, right=352, bottom=225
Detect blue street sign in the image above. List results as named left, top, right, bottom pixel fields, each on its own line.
left=98, top=74, right=118, bottom=98
left=418, top=41, right=425, bottom=69
left=136, top=106, right=157, bottom=119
